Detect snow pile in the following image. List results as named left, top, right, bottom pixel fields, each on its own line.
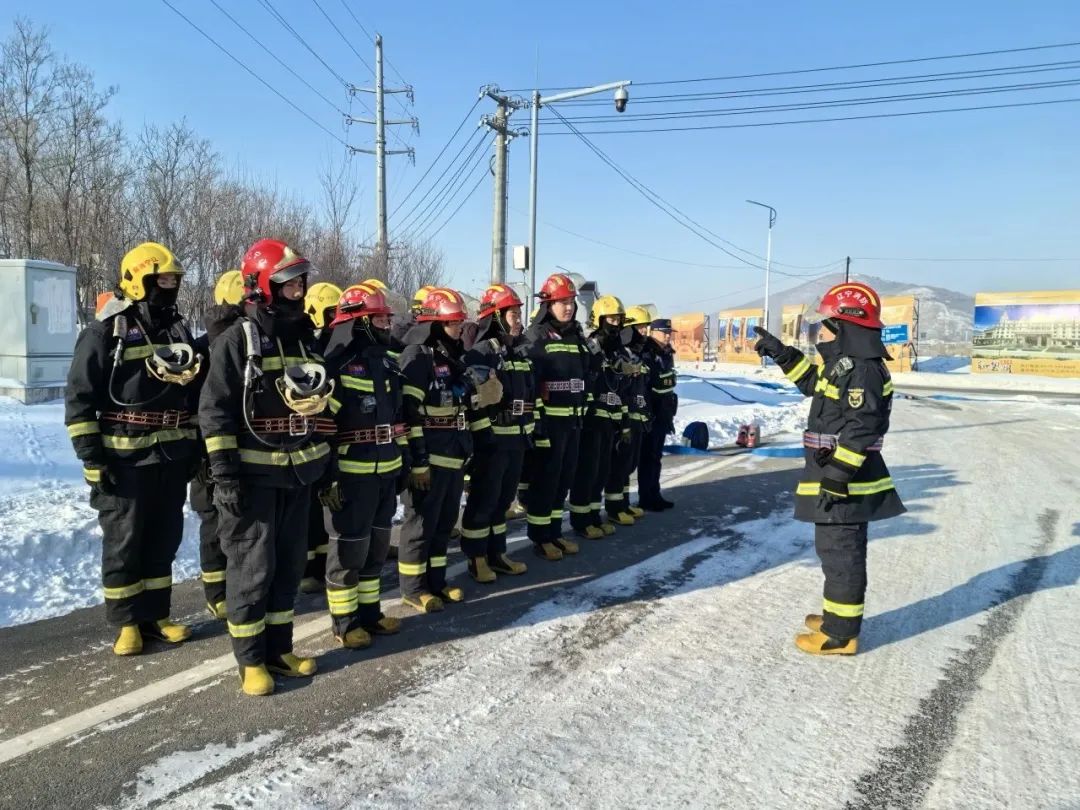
left=673, top=373, right=808, bottom=447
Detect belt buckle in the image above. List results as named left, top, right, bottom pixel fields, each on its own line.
left=160, top=410, right=181, bottom=429
left=511, top=399, right=525, bottom=416
left=288, top=413, right=309, bottom=436
left=375, top=423, right=393, bottom=445
left=570, top=378, right=585, bottom=394
left=456, top=412, right=467, bottom=430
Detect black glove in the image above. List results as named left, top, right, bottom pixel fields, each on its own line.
left=84, top=463, right=117, bottom=497
left=818, top=476, right=849, bottom=510
left=753, top=326, right=785, bottom=359
left=213, top=478, right=245, bottom=518
left=319, top=481, right=345, bottom=512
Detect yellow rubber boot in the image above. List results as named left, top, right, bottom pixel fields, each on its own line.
left=535, top=543, right=564, bottom=561
left=577, top=526, right=604, bottom=540
left=469, top=557, right=497, bottom=584
left=440, top=585, right=465, bottom=603
left=267, top=653, right=318, bottom=677
left=403, top=592, right=444, bottom=614
left=599, top=521, right=616, bottom=536
left=336, top=627, right=373, bottom=650
left=365, top=615, right=401, bottom=635
left=142, top=619, right=192, bottom=644
left=628, top=505, right=645, bottom=519
left=553, top=536, right=579, bottom=555
left=207, top=601, right=227, bottom=620
left=489, top=553, right=527, bottom=575
left=113, top=625, right=143, bottom=656
left=804, top=614, right=823, bottom=633
left=794, top=631, right=858, bottom=656
left=614, top=511, right=635, bottom=526
left=240, top=665, right=275, bottom=696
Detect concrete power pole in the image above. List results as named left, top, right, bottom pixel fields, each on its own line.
left=481, top=87, right=526, bottom=284
left=348, top=35, right=417, bottom=268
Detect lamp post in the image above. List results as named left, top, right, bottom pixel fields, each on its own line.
left=526, top=80, right=631, bottom=325
left=746, top=200, right=776, bottom=336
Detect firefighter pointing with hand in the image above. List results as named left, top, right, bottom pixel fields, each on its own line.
left=753, top=282, right=906, bottom=656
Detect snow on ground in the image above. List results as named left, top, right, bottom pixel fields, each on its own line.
left=0, top=398, right=202, bottom=628
left=147, top=392, right=1080, bottom=808
left=673, top=373, right=808, bottom=447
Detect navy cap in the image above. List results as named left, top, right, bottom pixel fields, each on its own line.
left=650, top=318, right=672, bottom=331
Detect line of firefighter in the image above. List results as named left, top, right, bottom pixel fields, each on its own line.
left=65, top=240, right=681, bottom=696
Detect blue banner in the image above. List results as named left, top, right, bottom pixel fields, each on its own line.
left=882, top=324, right=909, bottom=345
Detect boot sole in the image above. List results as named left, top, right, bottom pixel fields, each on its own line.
left=403, top=597, right=444, bottom=613
left=488, top=565, right=527, bottom=576
left=266, top=664, right=318, bottom=677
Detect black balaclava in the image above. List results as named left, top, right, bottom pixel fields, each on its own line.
left=204, top=304, right=241, bottom=343
left=359, top=315, right=391, bottom=347
left=477, top=310, right=516, bottom=348
left=268, top=277, right=311, bottom=339
left=597, top=316, right=623, bottom=349
left=141, top=276, right=182, bottom=328
left=817, top=318, right=890, bottom=361
left=429, top=321, right=463, bottom=359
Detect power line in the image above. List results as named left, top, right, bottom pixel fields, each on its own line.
left=558, top=59, right=1080, bottom=107
left=546, top=76, right=1080, bottom=124
left=545, top=96, right=1080, bottom=135
left=397, top=131, right=492, bottom=242
left=855, top=255, right=1080, bottom=262
left=207, top=0, right=348, bottom=117
left=390, top=97, right=481, bottom=219
left=392, top=127, right=485, bottom=230
left=333, top=0, right=413, bottom=118
left=160, top=0, right=349, bottom=147
left=427, top=167, right=489, bottom=241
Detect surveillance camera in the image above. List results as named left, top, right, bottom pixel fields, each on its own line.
left=614, top=86, right=629, bottom=113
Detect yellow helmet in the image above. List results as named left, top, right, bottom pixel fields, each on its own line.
left=624, top=305, right=651, bottom=327
left=305, top=282, right=344, bottom=329
left=412, top=284, right=436, bottom=311
left=362, top=278, right=388, bottom=292
left=590, top=294, right=625, bottom=329
left=119, top=242, right=183, bottom=301
left=213, top=270, right=245, bottom=306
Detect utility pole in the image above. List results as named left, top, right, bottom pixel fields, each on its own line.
left=348, top=35, right=417, bottom=268
left=845, top=255, right=851, bottom=282
left=481, top=87, right=527, bottom=283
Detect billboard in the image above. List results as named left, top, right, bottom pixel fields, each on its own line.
left=972, top=290, right=1080, bottom=378
left=716, top=307, right=763, bottom=364
left=671, top=312, right=706, bottom=362
left=780, top=296, right=917, bottom=372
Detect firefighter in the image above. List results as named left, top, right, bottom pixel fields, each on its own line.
left=753, top=281, right=906, bottom=656
left=298, top=282, right=343, bottom=595
left=604, top=304, right=651, bottom=524
left=319, top=283, right=409, bottom=646
left=523, top=273, right=591, bottom=560
left=637, top=317, right=678, bottom=511
left=398, top=288, right=501, bottom=611
left=199, top=238, right=333, bottom=696
left=459, top=284, right=534, bottom=583
left=569, top=295, right=627, bottom=539
left=390, top=284, right=434, bottom=343
left=65, top=242, right=201, bottom=656
left=190, top=270, right=245, bottom=620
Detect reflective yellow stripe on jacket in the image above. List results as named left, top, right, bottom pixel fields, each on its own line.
left=239, top=442, right=330, bottom=467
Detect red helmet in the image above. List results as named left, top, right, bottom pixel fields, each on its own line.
left=537, top=273, right=577, bottom=303
left=241, top=238, right=313, bottom=302
left=416, top=288, right=468, bottom=323
left=330, top=283, right=394, bottom=327
left=478, top=284, right=524, bottom=319
left=814, top=282, right=885, bottom=330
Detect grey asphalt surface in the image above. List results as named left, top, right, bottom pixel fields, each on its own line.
left=0, top=451, right=801, bottom=809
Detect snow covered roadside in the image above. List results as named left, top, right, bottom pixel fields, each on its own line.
left=0, top=398, right=202, bottom=628
left=673, top=373, right=808, bottom=447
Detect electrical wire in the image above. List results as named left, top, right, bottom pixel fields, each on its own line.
left=206, top=0, right=349, bottom=116
left=333, top=0, right=414, bottom=118
left=397, top=132, right=492, bottom=242
left=543, top=96, right=1080, bottom=135
left=161, top=0, right=349, bottom=146
left=392, top=127, right=485, bottom=231
left=390, top=97, right=481, bottom=219
left=427, top=167, right=489, bottom=240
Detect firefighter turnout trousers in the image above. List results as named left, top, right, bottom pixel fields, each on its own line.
left=569, top=416, right=616, bottom=531
left=526, top=420, right=581, bottom=544
left=96, top=464, right=188, bottom=627
left=638, top=424, right=667, bottom=505
left=814, top=522, right=869, bottom=640
left=398, top=466, right=466, bottom=599
left=218, top=484, right=311, bottom=666
left=460, top=443, right=527, bottom=559
left=606, top=422, right=644, bottom=515
left=326, top=476, right=398, bottom=635
left=304, top=488, right=329, bottom=583
left=190, top=475, right=226, bottom=608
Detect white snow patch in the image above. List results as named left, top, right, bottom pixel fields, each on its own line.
left=673, top=373, right=808, bottom=447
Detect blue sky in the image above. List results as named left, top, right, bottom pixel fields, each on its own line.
left=9, top=0, right=1080, bottom=313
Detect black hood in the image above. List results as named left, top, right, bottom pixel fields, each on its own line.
left=203, top=304, right=241, bottom=343
left=817, top=319, right=891, bottom=361
left=621, top=326, right=646, bottom=351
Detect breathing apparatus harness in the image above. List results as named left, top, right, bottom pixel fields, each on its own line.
left=107, top=308, right=202, bottom=409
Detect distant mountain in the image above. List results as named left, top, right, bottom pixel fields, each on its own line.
left=735, top=273, right=974, bottom=344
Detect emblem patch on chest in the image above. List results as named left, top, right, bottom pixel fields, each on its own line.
left=848, top=388, right=865, bottom=409
left=124, top=327, right=143, bottom=341
left=434, top=365, right=451, bottom=378
left=346, top=362, right=367, bottom=375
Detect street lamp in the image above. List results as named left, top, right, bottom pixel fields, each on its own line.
left=746, top=200, right=776, bottom=337
left=526, top=80, right=631, bottom=325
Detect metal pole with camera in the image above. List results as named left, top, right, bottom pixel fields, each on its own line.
left=525, top=80, right=631, bottom=326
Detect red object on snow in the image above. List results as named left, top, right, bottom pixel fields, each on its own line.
left=746, top=424, right=761, bottom=448
left=736, top=424, right=750, bottom=447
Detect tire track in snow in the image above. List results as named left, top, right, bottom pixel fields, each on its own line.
left=845, top=509, right=1061, bottom=810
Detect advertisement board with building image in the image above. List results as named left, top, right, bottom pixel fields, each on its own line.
left=972, top=290, right=1080, bottom=377
left=715, top=307, right=764, bottom=364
